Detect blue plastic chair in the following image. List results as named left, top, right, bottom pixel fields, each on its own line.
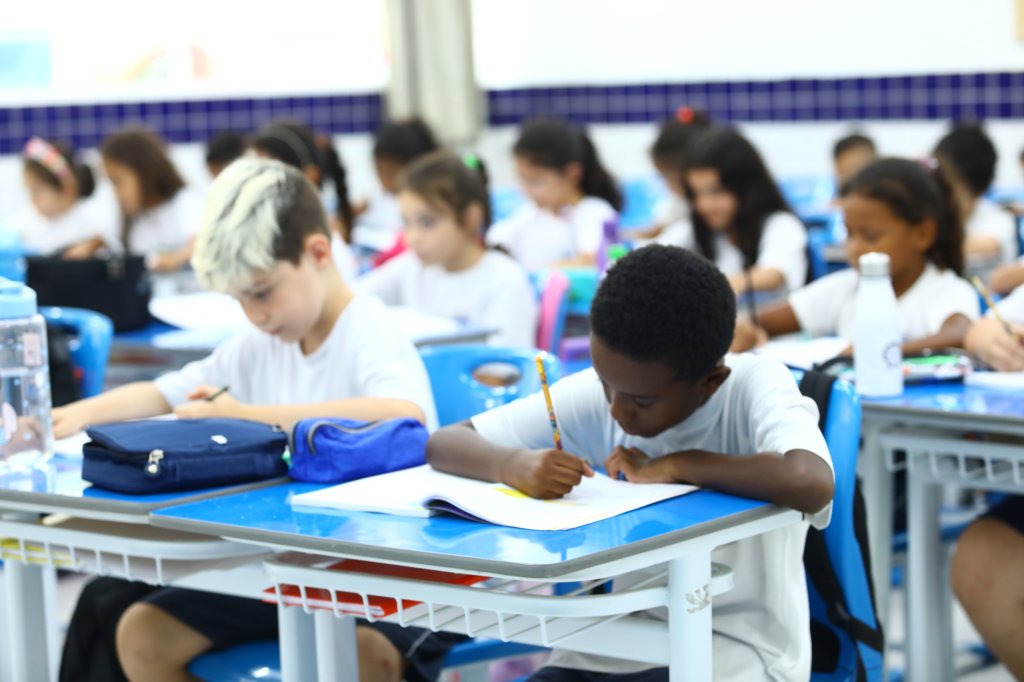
left=617, top=175, right=668, bottom=229
left=778, top=175, right=837, bottom=220
left=419, top=345, right=562, bottom=427
left=40, top=306, right=114, bottom=398
left=793, top=370, right=883, bottom=682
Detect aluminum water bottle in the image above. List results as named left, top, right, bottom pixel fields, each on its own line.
left=0, top=278, right=53, bottom=474
left=853, top=253, right=903, bottom=397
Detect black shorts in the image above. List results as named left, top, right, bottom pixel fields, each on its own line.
left=982, top=495, right=1024, bottom=536
left=143, top=587, right=467, bottom=682
left=529, top=667, right=669, bottom=682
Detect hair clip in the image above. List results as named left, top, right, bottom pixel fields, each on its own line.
left=676, top=106, right=694, bottom=124
left=462, top=153, right=481, bottom=170
left=23, top=137, right=72, bottom=183
left=917, top=156, right=939, bottom=171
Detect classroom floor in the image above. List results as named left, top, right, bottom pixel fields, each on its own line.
left=41, top=571, right=1016, bottom=681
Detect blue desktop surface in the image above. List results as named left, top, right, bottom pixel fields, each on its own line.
left=152, top=481, right=781, bottom=579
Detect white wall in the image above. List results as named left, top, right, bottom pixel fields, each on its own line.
left=473, top=0, right=1024, bottom=87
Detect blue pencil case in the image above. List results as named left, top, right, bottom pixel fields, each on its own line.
left=82, top=418, right=289, bottom=494
left=289, top=417, right=427, bottom=484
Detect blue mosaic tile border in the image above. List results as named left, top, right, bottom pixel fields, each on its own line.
left=1, top=71, right=1023, bottom=155
left=487, top=71, right=1024, bottom=126
left=0, top=93, right=384, bottom=154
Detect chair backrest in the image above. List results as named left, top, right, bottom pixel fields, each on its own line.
left=419, top=345, right=561, bottom=427
left=793, top=369, right=883, bottom=682
left=536, top=270, right=570, bottom=354
left=40, top=307, right=114, bottom=398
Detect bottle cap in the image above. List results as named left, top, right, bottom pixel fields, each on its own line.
left=0, top=278, right=37, bottom=319
left=858, top=252, right=891, bottom=277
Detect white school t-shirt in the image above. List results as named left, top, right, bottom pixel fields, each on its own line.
left=331, top=234, right=359, bottom=284
left=126, top=188, right=204, bottom=257
left=485, top=197, right=617, bottom=270
left=994, top=284, right=1024, bottom=324
left=675, top=212, right=808, bottom=291
left=967, top=199, right=1017, bottom=264
left=154, top=294, right=438, bottom=430
left=788, top=263, right=979, bottom=342
left=356, top=250, right=538, bottom=348
left=471, top=353, right=833, bottom=680
left=14, top=192, right=119, bottom=255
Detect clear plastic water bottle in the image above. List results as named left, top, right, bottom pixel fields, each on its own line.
left=853, top=253, right=903, bottom=397
left=0, top=279, right=53, bottom=473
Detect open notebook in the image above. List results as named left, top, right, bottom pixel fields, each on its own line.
left=289, top=465, right=696, bottom=531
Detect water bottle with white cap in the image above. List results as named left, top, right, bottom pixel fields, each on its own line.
left=853, top=252, right=903, bottom=397
left=0, top=278, right=53, bottom=474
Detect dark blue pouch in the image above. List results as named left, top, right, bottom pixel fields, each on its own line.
left=82, top=418, right=289, bottom=494
left=289, top=417, right=427, bottom=484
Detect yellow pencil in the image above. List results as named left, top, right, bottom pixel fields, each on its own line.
left=971, top=276, right=1021, bottom=345
left=535, top=356, right=563, bottom=451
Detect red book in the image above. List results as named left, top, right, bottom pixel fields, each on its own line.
left=264, top=559, right=489, bottom=618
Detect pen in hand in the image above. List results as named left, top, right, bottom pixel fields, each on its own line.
left=205, top=386, right=230, bottom=402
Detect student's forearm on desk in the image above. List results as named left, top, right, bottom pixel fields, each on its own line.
left=900, top=314, right=972, bottom=355
left=648, top=448, right=834, bottom=515
left=730, top=266, right=785, bottom=294
left=52, top=383, right=172, bottom=437
left=426, top=422, right=519, bottom=484
left=237, top=398, right=427, bottom=430
left=964, top=234, right=1002, bottom=258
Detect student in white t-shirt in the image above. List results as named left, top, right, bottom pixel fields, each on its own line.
left=732, top=158, right=979, bottom=354
left=100, top=128, right=202, bottom=272
left=964, top=284, right=1024, bottom=370
left=427, top=245, right=834, bottom=681
left=681, top=128, right=807, bottom=294
left=934, top=123, right=1017, bottom=264
left=628, top=107, right=711, bottom=246
left=53, top=159, right=462, bottom=682
left=486, top=118, right=622, bottom=270
left=16, top=137, right=117, bottom=256
left=250, top=120, right=359, bottom=282
left=357, top=151, right=538, bottom=347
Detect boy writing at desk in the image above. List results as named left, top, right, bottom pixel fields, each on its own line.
left=428, top=245, right=835, bottom=681
left=55, top=158, right=466, bottom=682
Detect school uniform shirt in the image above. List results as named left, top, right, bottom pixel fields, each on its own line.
left=356, top=250, right=538, bottom=348
left=331, top=234, right=359, bottom=283
left=653, top=194, right=689, bottom=226
left=789, top=262, right=979, bottom=342
left=967, top=198, right=1017, bottom=264
left=471, top=353, right=833, bottom=680
left=13, top=192, right=119, bottom=255
left=995, top=284, right=1024, bottom=324
left=485, top=197, right=617, bottom=270
left=352, top=190, right=403, bottom=250
left=675, top=211, right=808, bottom=292
left=126, top=188, right=204, bottom=257
left=154, top=294, right=439, bottom=430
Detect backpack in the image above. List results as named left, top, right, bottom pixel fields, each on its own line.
left=798, top=369, right=885, bottom=682
left=47, top=321, right=80, bottom=407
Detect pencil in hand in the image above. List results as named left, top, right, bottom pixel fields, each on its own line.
left=970, top=277, right=1021, bottom=346
left=535, top=356, right=563, bottom=450
left=205, top=386, right=230, bottom=402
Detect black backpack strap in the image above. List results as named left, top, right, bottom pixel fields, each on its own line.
left=798, top=368, right=834, bottom=433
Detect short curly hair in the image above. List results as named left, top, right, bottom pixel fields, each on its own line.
left=590, top=245, right=736, bottom=382
left=934, top=123, right=997, bottom=197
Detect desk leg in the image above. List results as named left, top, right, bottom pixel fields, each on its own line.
left=4, top=556, right=50, bottom=682
left=314, top=611, right=358, bottom=682
left=278, top=604, right=317, bottom=682
left=906, top=471, right=952, bottom=682
left=860, top=422, right=893, bottom=634
left=667, top=552, right=712, bottom=682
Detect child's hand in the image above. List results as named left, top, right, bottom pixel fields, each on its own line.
left=966, top=318, right=1024, bottom=371
left=500, top=448, right=594, bottom=499
left=605, top=446, right=674, bottom=483
left=731, top=319, right=768, bottom=353
left=173, top=386, right=241, bottom=420
left=52, top=404, right=91, bottom=439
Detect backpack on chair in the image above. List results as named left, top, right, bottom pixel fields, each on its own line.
left=797, top=369, right=885, bottom=682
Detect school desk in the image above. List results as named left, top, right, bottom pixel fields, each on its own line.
left=150, top=481, right=804, bottom=682
left=0, top=452, right=284, bottom=682
left=860, top=382, right=1024, bottom=682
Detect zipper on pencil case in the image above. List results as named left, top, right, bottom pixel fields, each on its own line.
left=300, top=420, right=384, bottom=455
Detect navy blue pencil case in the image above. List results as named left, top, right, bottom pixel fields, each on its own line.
left=82, top=418, right=289, bottom=494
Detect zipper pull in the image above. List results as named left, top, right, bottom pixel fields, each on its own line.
left=145, top=449, right=165, bottom=477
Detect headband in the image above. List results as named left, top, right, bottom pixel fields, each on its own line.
left=23, top=137, right=72, bottom=185
left=260, top=126, right=315, bottom=169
